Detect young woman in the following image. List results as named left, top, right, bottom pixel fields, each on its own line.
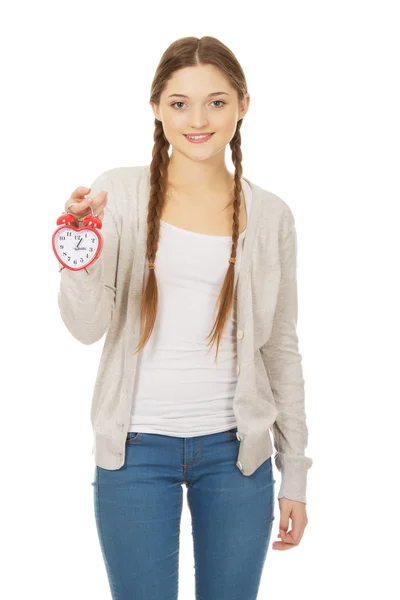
left=59, top=35, right=313, bottom=600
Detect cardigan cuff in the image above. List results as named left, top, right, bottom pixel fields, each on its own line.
left=275, top=452, right=313, bottom=504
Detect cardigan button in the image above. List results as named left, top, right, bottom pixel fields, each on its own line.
left=237, top=330, right=244, bottom=339
left=236, top=364, right=240, bottom=375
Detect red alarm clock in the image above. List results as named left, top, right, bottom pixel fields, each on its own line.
left=52, top=203, right=103, bottom=272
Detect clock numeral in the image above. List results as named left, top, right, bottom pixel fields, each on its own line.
left=67, top=231, right=72, bottom=236
left=60, top=236, right=65, bottom=241
left=89, top=247, right=93, bottom=252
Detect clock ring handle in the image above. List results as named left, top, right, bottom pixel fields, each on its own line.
left=65, top=203, right=98, bottom=220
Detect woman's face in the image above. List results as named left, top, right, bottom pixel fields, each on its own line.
left=151, top=64, right=250, bottom=162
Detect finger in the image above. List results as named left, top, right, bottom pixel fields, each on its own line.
left=281, top=531, right=299, bottom=545
left=288, top=521, right=303, bottom=545
left=65, top=197, right=93, bottom=215
left=279, top=525, right=289, bottom=540
left=278, top=511, right=290, bottom=537
left=92, top=189, right=108, bottom=204
left=272, top=540, right=297, bottom=551
left=89, top=190, right=108, bottom=216
left=286, top=527, right=304, bottom=545
left=70, top=186, right=91, bottom=199
left=81, top=200, right=106, bottom=222
left=279, top=528, right=303, bottom=546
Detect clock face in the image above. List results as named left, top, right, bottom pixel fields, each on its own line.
left=53, top=226, right=101, bottom=270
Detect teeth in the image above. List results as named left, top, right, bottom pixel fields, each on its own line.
left=186, top=134, right=211, bottom=139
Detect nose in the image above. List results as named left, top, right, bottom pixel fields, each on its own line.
left=188, top=105, right=209, bottom=129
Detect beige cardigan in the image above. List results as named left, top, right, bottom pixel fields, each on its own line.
left=57, top=164, right=313, bottom=503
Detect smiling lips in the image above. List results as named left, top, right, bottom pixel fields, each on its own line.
left=184, top=133, right=215, bottom=143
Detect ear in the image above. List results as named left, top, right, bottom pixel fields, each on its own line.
left=239, top=93, right=250, bottom=120
left=150, top=102, right=161, bottom=122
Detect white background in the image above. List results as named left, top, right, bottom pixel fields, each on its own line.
left=2, top=0, right=398, bottom=598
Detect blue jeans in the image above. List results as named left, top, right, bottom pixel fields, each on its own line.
left=91, top=426, right=276, bottom=600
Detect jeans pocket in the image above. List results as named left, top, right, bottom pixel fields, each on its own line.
left=90, top=466, right=98, bottom=488
left=126, top=431, right=142, bottom=444
left=222, top=427, right=238, bottom=439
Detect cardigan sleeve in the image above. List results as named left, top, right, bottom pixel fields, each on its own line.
left=260, top=206, right=313, bottom=504
left=57, top=171, right=120, bottom=344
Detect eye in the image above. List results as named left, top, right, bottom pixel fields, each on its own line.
left=170, top=100, right=226, bottom=109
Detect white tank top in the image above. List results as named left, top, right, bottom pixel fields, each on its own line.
left=129, top=179, right=253, bottom=437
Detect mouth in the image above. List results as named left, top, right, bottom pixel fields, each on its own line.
left=184, top=132, right=215, bottom=143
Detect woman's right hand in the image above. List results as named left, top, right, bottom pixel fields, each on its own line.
left=64, top=186, right=108, bottom=225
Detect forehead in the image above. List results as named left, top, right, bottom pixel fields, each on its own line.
left=163, top=65, right=232, bottom=98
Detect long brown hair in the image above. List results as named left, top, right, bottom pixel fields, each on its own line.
left=132, top=36, right=248, bottom=363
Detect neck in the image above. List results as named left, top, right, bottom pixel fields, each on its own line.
left=167, top=154, right=235, bottom=195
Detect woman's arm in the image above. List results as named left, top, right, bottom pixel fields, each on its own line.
left=260, top=207, right=313, bottom=504
left=57, top=172, right=120, bottom=344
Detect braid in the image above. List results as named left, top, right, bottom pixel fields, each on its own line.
left=132, top=118, right=169, bottom=355
left=204, top=120, right=244, bottom=362
left=229, top=122, right=244, bottom=267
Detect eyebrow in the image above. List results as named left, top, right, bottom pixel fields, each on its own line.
left=167, top=92, right=230, bottom=98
